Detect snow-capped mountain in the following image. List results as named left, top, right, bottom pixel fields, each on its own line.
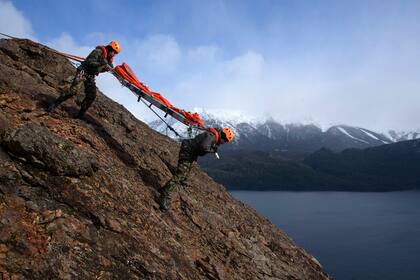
left=148, top=110, right=418, bottom=159
left=385, top=130, right=420, bottom=142
left=148, top=109, right=265, bottom=140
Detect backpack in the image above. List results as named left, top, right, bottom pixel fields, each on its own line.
left=206, top=127, right=220, bottom=144
left=95, top=45, right=114, bottom=65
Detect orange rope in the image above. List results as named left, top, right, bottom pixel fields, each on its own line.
left=51, top=50, right=85, bottom=62
left=0, top=32, right=85, bottom=62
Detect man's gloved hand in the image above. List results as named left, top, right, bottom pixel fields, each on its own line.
left=97, top=63, right=114, bottom=73
left=105, top=63, right=114, bottom=72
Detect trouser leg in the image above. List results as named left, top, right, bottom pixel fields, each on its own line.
left=162, top=160, right=193, bottom=194
left=158, top=159, right=193, bottom=210
left=78, top=74, right=97, bottom=117
left=48, top=71, right=84, bottom=112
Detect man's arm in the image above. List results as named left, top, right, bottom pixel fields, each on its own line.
left=83, top=49, right=107, bottom=69
left=198, top=132, right=217, bottom=153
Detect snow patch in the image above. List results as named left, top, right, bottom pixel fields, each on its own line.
left=337, top=127, right=369, bottom=144
left=360, top=129, right=389, bottom=144
left=265, top=124, right=273, bottom=138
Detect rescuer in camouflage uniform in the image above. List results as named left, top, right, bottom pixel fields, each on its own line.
left=158, top=127, right=235, bottom=211
left=47, top=41, right=121, bottom=118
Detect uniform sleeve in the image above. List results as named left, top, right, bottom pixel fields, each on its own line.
left=83, top=49, right=107, bottom=68
left=197, top=132, right=217, bottom=153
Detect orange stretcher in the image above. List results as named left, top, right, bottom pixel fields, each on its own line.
left=113, top=63, right=205, bottom=128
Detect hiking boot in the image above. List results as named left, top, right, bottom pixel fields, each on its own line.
left=157, top=192, right=171, bottom=211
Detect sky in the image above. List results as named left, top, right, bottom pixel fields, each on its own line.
left=1, top=0, right=420, bottom=132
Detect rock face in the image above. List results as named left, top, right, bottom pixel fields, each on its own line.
left=3, top=123, right=98, bottom=176
left=0, top=38, right=330, bottom=279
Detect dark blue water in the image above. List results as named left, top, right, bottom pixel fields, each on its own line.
left=231, top=190, right=420, bottom=280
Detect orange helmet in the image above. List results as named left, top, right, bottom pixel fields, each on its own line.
left=107, top=40, right=121, bottom=54
left=222, top=127, right=234, bottom=142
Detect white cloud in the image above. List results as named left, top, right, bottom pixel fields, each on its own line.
left=168, top=49, right=269, bottom=114
left=225, top=51, right=264, bottom=78
left=0, top=0, right=35, bottom=39
left=186, top=44, right=220, bottom=65
left=134, top=34, right=181, bottom=74
left=46, top=33, right=92, bottom=57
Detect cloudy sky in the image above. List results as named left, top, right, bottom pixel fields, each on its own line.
left=1, top=0, right=420, bottom=132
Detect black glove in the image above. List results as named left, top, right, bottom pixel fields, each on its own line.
left=98, top=63, right=113, bottom=73
left=105, top=63, right=114, bottom=71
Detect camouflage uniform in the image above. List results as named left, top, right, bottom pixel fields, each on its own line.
left=48, top=47, right=113, bottom=117
left=161, top=159, right=193, bottom=194
left=158, top=130, right=221, bottom=210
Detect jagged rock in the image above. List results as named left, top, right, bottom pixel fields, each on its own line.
left=0, top=38, right=331, bottom=279
left=2, top=123, right=98, bottom=176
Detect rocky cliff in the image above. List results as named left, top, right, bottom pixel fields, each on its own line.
left=0, top=38, right=330, bottom=280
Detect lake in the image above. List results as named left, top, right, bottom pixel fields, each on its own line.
left=230, top=190, right=420, bottom=280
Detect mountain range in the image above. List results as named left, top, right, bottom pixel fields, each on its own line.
left=149, top=110, right=419, bottom=159
left=150, top=110, right=420, bottom=191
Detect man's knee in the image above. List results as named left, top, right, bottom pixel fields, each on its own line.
left=61, top=78, right=83, bottom=99
left=179, top=161, right=192, bottom=174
